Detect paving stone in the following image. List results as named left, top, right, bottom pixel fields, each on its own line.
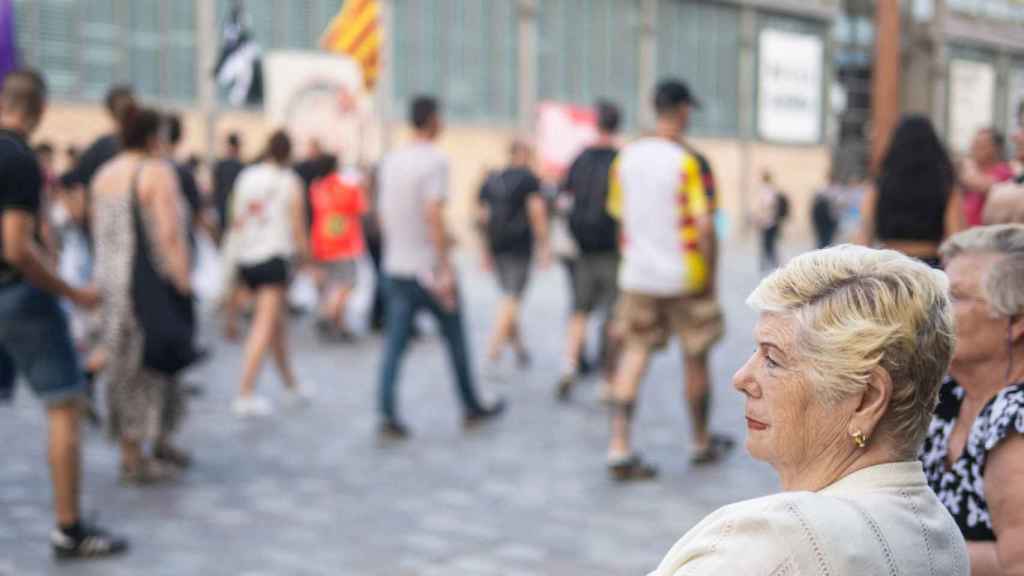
left=0, top=244, right=786, bottom=574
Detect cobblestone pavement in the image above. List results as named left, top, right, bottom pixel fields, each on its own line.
left=0, top=242, right=790, bottom=576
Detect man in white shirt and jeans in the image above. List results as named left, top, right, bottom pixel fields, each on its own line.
left=376, top=96, right=504, bottom=439
left=606, top=80, right=732, bottom=480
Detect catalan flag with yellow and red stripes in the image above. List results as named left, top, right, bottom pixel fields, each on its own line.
left=319, top=0, right=381, bottom=90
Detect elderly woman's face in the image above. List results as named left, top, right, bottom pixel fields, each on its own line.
left=947, top=252, right=1007, bottom=368
left=733, top=313, right=849, bottom=470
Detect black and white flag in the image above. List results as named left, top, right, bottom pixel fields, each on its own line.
left=214, top=0, right=263, bottom=106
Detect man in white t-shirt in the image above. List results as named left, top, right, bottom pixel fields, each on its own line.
left=376, top=96, right=504, bottom=439
left=605, top=79, right=732, bottom=481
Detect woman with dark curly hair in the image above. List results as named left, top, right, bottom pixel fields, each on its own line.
left=857, top=115, right=965, bottom=267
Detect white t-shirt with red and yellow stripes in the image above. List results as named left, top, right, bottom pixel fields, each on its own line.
left=607, top=136, right=711, bottom=296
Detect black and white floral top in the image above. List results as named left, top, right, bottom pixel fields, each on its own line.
left=920, top=378, right=1024, bottom=541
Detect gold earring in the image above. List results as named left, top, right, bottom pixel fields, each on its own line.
left=852, top=430, right=868, bottom=449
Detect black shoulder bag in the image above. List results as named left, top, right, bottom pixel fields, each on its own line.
left=131, top=164, right=199, bottom=376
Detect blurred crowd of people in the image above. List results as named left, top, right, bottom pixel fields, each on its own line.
left=2, top=61, right=1023, bottom=572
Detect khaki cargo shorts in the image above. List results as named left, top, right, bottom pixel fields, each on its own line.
left=616, top=291, right=724, bottom=357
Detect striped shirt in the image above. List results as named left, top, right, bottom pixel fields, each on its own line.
left=607, top=137, right=711, bottom=295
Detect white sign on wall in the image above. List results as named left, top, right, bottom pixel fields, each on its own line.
left=948, top=58, right=996, bottom=153
left=263, top=51, right=379, bottom=162
left=758, top=29, right=824, bottom=144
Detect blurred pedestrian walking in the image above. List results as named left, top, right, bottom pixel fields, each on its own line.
left=605, top=80, right=731, bottom=481
left=0, top=69, right=127, bottom=559
left=857, top=115, right=964, bottom=267
left=376, top=96, right=504, bottom=439
left=477, top=139, right=549, bottom=379
left=213, top=132, right=245, bottom=240
left=92, top=106, right=194, bottom=483
left=224, top=130, right=312, bottom=418
left=811, top=169, right=842, bottom=249
left=60, top=85, right=135, bottom=203
left=751, top=170, right=786, bottom=272
left=556, top=101, right=621, bottom=402
left=310, top=154, right=368, bottom=340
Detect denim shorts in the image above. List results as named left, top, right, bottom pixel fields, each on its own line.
left=0, top=281, right=84, bottom=407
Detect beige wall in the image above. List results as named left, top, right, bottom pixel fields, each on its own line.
left=35, top=102, right=829, bottom=244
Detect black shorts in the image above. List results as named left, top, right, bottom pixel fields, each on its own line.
left=238, top=257, right=290, bottom=290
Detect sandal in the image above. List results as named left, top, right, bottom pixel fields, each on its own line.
left=690, top=433, right=736, bottom=465
left=119, top=458, right=177, bottom=486
left=609, top=454, right=659, bottom=482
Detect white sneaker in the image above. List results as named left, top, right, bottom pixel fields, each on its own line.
left=232, top=395, right=274, bottom=418
left=283, top=382, right=316, bottom=408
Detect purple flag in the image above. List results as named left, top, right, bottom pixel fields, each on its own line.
left=0, top=0, right=17, bottom=85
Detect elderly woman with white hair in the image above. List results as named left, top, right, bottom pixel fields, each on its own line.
left=921, top=224, right=1024, bottom=575
left=650, top=245, right=968, bottom=575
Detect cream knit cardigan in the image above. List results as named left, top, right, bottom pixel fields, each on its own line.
left=650, top=461, right=968, bottom=576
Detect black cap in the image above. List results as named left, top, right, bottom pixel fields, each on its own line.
left=654, top=79, right=701, bottom=113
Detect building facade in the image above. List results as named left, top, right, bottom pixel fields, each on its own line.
left=13, top=0, right=1024, bottom=240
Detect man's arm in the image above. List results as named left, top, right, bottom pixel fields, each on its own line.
left=2, top=210, right=96, bottom=306
left=527, top=192, right=550, bottom=267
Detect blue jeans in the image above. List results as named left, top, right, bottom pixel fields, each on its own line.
left=378, top=276, right=484, bottom=422
left=0, top=282, right=84, bottom=406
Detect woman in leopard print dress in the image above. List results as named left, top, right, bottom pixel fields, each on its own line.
left=91, top=107, right=191, bottom=484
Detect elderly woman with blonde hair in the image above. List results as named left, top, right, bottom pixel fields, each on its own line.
left=650, top=245, right=968, bottom=575
left=921, top=224, right=1024, bottom=575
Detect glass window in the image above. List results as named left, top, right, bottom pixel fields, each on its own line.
left=657, top=0, right=741, bottom=137
left=36, top=0, right=78, bottom=97
left=392, top=0, right=518, bottom=122
left=538, top=0, right=642, bottom=128
left=127, top=0, right=162, bottom=100
left=15, top=0, right=198, bottom=103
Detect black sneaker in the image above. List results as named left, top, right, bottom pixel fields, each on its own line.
left=463, top=399, right=506, bottom=429
left=609, top=454, right=659, bottom=482
left=378, top=420, right=410, bottom=441
left=51, top=523, right=129, bottom=560
left=690, top=433, right=736, bottom=465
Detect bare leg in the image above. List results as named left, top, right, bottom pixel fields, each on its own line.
left=562, top=313, right=588, bottom=374
left=486, top=297, right=519, bottom=362
left=684, top=352, right=712, bottom=451
left=328, top=286, right=353, bottom=328
left=270, top=296, right=300, bottom=391
left=608, top=344, right=651, bottom=459
left=47, top=403, right=81, bottom=526
left=237, top=287, right=283, bottom=397
left=223, top=286, right=246, bottom=341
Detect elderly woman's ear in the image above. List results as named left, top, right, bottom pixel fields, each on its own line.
left=1012, top=315, right=1024, bottom=344
left=848, top=367, right=894, bottom=446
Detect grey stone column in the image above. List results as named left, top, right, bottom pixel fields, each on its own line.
left=517, top=0, right=538, bottom=133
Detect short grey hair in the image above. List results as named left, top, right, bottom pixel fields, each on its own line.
left=940, top=224, right=1024, bottom=318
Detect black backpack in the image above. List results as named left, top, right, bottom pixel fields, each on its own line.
left=568, top=148, right=618, bottom=253
left=483, top=169, right=533, bottom=253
